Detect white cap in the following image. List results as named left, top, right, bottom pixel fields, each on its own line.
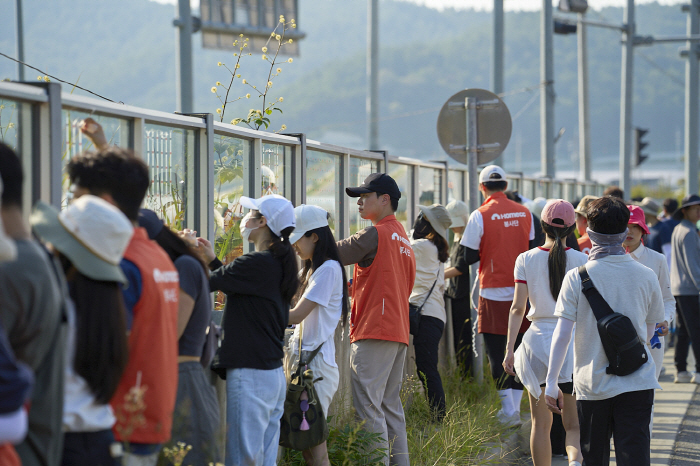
left=239, top=194, right=295, bottom=237
left=288, top=205, right=329, bottom=245
left=478, top=165, right=507, bottom=184
left=445, top=200, right=468, bottom=228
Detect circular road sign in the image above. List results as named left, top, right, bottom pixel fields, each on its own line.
left=436, top=88, right=512, bottom=165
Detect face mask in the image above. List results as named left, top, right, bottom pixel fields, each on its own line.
left=240, top=211, right=260, bottom=243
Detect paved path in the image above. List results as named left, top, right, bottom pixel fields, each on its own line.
left=518, top=345, right=698, bottom=465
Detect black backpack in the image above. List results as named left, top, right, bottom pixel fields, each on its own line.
left=578, top=265, right=648, bottom=376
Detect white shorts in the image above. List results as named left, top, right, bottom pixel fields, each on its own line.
left=284, top=349, right=339, bottom=416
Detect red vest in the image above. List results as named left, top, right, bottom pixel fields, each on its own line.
left=478, top=192, right=532, bottom=288
left=111, top=228, right=179, bottom=444
left=351, top=215, right=416, bottom=345
left=578, top=234, right=592, bottom=255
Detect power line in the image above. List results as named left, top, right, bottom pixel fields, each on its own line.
left=0, top=52, right=120, bottom=103
left=636, top=51, right=685, bottom=87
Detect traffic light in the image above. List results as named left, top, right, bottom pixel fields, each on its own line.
left=634, top=128, right=649, bottom=166
left=558, top=0, right=589, bottom=14
left=554, top=20, right=577, bottom=34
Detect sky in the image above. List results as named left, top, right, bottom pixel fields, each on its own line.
left=152, top=0, right=685, bottom=12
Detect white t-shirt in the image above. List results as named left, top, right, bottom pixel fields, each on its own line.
left=409, top=238, right=446, bottom=323
left=289, top=260, right=344, bottom=368
left=514, top=247, right=588, bottom=321
left=554, top=255, right=664, bottom=400
left=460, top=209, right=535, bottom=301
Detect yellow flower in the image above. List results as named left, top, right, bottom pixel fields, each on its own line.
left=267, top=81, right=273, bottom=87
left=278, top=97, right=284, bottom=102
left=243, top=43, right=248, bottom=48
left=246, top=93, right=251, bottom=98
left=235, top=64, right=240, bottom=69
left=44, top=76, right=50, bottom=82
left=262, top=46, right=268, bottom=53
left=291, top=19, right=295, bottom=23
left=236, top=74, right=241, bottom=78
left=292, top=24, right=297, bottom=28
left=271, top=32, right=276, bottom=37
left=37, top=76, right=42, bottom=81
left=216, top=108, right=222, bottom=114
left=242, top=79, right=247, bottom=84
left=216, top=81, right=222, bottom=86
left=275, top=34, right=281, bottom=41
left=288, top=39, right=293, bottom=44
left=233, top=53, right=238, bottom=57
left=280, top=15, right=285, bottom=21
left=287, top=58, right=293, bottom=63
left=217, top=61, right=222, bottom=66
left=239, top=34, right=244, bottom=38
left=281, top=124, right=287, bottom=130
left=7, top=122, right=15, bottom=129
left=276, top=68, right=282, bottom=73
left=245, top=38, right=249, bottom=42
left=262, top=55, right=267, bottom=60
left=0, top=105, right=4, bottom=109
left=211, top=87, right=217, bottom=93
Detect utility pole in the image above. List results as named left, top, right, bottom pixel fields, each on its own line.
left=684, top=0, right=699, bottom=196
left=175, top=0, right=194, bottom=113
left=15, top=0, right=25, bottom=81
left=541, top=0, right=555, bottom=178
left=577, top=13, right=591, bottom=181
left=367, top=0, right=379, bottom=150
left=619, top=0, right=635, bottom=194
left=492, top=0, right=505, bottom=167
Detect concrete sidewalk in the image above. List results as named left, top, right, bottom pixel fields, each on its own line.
left=518, top=345, right=697, bottom=465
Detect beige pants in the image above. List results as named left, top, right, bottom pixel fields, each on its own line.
left=350, top=339, right=409, bottom=466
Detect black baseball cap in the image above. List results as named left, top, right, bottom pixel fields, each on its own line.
left=673, top=194, right=700, bottom=220
left=346, top=173, right=401, bottom=199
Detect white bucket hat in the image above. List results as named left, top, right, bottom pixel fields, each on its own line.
left=31, top=195, right=133, bottom=283
left=445, top=200, right=468, bottom=228
left=239, top=194, right=295, bottom=237
left=0, top=177, right=17, bottom=262
left=289, top=205, right=329, bottom=245
left=417, top=204, right=452, bottom=241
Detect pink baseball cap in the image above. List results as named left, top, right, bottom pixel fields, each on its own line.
left=541, top=199, right=576, bottom=228
left=627, top=205, right=650, bottom=235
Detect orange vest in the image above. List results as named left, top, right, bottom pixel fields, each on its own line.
left=351, top=215, right=416, bottom=345
left=578, top=234, right=592, bottom=255
left=478, top=192, right=531, bottom=288
left=111, top=228, right=179, bottom=444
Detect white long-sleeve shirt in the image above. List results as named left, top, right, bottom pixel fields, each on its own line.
left=629, top=243, right=676, bottom=324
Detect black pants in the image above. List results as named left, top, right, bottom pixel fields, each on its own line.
left=62, top=429, right=120, bottom=466
left=414, top=315, right=446, bottom=421
left=449, top=295, right=473, bottom=377
left=482, top=333, right=525, bottom=391
left=674, top=295, right=700, bottom=372
left=577, top=389, right=654, bottom=466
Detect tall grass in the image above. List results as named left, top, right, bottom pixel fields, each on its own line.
left=280, top=366, right=514, bottom=465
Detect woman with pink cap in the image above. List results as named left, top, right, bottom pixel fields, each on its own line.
left=623, top=205, right=675, bottom=435
left=503, top=199, right=586, bottom=466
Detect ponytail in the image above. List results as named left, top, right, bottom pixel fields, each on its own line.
left=268, top=226, right=300, bottom=304
left=541, top=221, right=576, bottom=300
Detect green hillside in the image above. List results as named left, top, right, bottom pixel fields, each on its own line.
left=0, top=0, right=689, bottom=174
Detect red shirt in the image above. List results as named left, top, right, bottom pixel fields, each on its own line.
left=350, top=215, right=416, bottom=345
left=111, top=228, right=179, bottom=444
left=477, top=192, right=532, bottom=289
left=578, top=234, right=592, bottom=255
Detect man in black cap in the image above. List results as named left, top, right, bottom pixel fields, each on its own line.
left=336, top=173, right=416, bottom=466
left=670, top=194, right=700, bottom=383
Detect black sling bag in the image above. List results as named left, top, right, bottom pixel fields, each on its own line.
left=578, top=265, right=648, bottom=376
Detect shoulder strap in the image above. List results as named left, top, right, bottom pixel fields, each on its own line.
left=298, top=321, right=325, bottom=366
left=577, top=265, right=615, bottom=321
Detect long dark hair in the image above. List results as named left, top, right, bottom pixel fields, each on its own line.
left=541, top=221, right=576, bottom=300
left=266, top=223, right=300, bottom=304
left=413, top=214, right=449, bottom=263
left=61, top=259, right=129, bottom=404
left=294, top=225, right=350, bottom=327
left=153, top=226, right=208, bottom=275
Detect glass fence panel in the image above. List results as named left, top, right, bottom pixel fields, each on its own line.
left=262, top=143, right=292, bottom=198
left=419, top=167, right=442, bottom=205
left=61, top=110, right=129, bottom=205
left=213, top=134, right=250, bottom=264
left=349, top=157, right=380, bottom=235
left=388, top=162, right=411, bottom=233
left=521, top=179, right=536, bottom=200
left=448, top=170, right=464, bottom=203
left=142, top=124, right=195, bottom=231
left=0, top=99, right=22, bottom=150
left=551, top=182, right=562, bottom=200
left=0, top=99, right=33, bottom=212
left=506, top=176, right=521, bottom=195
left=306, top=150, right=340, bottom=237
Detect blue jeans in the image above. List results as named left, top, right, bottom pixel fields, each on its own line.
left=225, top=367, right=285, bottom=466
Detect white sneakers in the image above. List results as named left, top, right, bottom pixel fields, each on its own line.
left=692, top=372, right=700, bottom=384
left=675, top=371, right=693, bottom=383
left=496, top=409, right=522, bottom=427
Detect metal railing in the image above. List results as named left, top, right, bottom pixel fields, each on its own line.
left=0, top=81, right=605, bottom=249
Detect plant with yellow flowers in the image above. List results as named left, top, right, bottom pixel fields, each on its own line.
left=211, top=15, right=296, bottom=132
